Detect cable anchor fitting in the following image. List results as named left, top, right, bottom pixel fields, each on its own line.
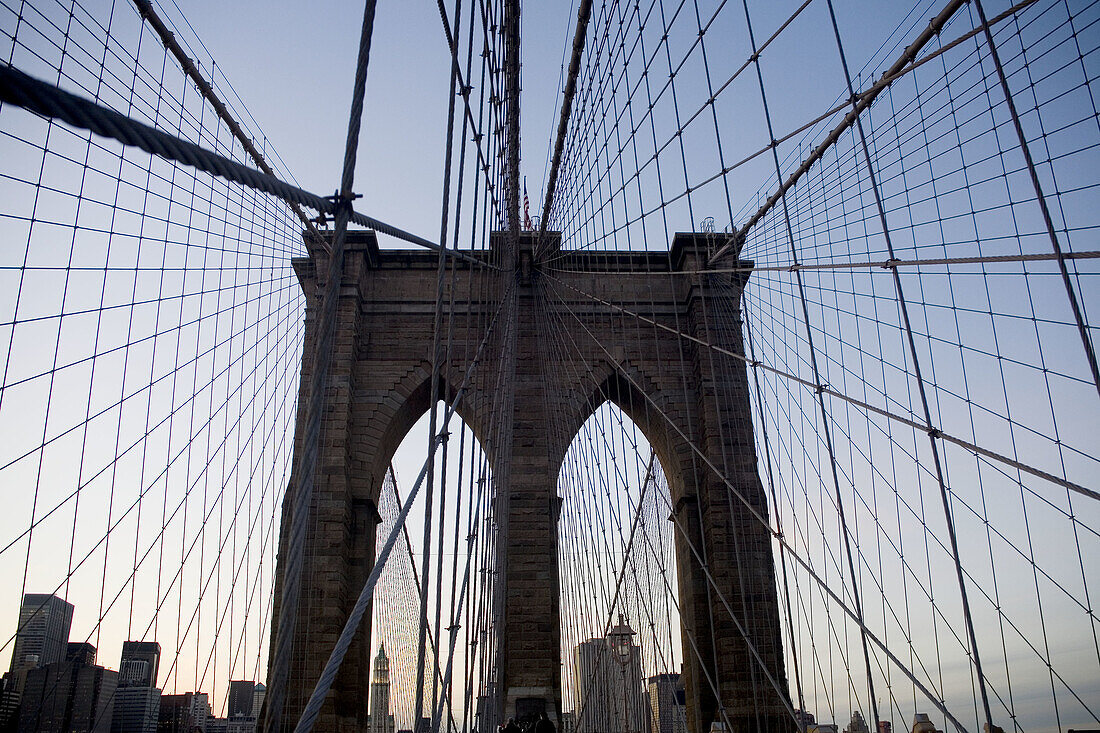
left=326, top=189, right=362, bottom=215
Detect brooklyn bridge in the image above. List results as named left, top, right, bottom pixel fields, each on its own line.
left=0, top=1, right=1096, bottom=733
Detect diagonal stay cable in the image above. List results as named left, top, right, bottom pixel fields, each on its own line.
left=543, top=272, right=1099, bottom=502
left=545, top=0, right=1035, bottom=264
left=128, top=0, right=327, bottom=250
left=0, top=62, right=493, bottom=268
left=537, top=0, right=593, bottom=255
left=269, top=0, right=380, bottom=728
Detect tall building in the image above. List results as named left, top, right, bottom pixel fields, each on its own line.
left=159, top=693, right=196, bottom=733
left=111, top=641, right=161, bottom=733
left=250, top=684, right=265, bottom=722
left=118, top=641, right=160, bottom=688
left=158, top=691, right=211, bottom=733
left=8, top=594, right=74, bottom=679
left=227, top=681, right=255, bottom=719
left=368, top=646, right=396, bottom=733
left=190, top=693, right=211, bottom=732
left=17, top=643, right=117, bottom=733
left=574, top=617, right=647, bottom=733
left=846, top=712, right=871, bottom=733
left=111, top=687, right=160, bottom=733
left=646, top=674, right=685, bottom=733
left=66, top=643, right=97, bottom=667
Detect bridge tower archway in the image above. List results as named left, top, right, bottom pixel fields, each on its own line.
left=270, top=230, right=790, bottom=733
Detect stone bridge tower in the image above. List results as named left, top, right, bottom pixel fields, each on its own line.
left=268, top=230, right=791, bottom=733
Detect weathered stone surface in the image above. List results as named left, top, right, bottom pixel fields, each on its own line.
left=269, top=231, right=791, bottom=733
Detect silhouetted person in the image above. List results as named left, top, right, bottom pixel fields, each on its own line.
left=504, top=717, right=522, bottom=733
left=535, top=712, right=555, bottom=733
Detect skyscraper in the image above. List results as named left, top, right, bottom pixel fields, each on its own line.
left=159, top=691, right=210, bottom=733
left=227, top=680, right=255, bottom=719
left=368, top=645, right=395, bottom=733
left=118, top=641, right=160, bottom=688
left=111, top=641, right=161, bottom=733
left=574, top=617, right=648, bottom=733
left=646, top=674, right=685, bottom=733
left=251, top=684, right=265, bottom=721
left=17, top=642, right=117, bottom=733
left=8, top=594, right=74, bottom=678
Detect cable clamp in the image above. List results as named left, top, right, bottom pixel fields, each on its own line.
left=927, top=427, right=941, bottom=439
left=326, top=190, right=362, bottom=209
left=815, top=382, right=827, bottom=395
left=882, top=258, right=900, bottom=269
left=787, top=264, right=800, bottom=272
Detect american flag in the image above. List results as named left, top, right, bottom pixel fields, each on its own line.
left=523, top=177, right=532, bottom=230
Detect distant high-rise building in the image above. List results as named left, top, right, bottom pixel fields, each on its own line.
left=66, top=643, right=97, bottom=667
left=111, top=641, right=161, bottom=733
left=159, top=693, right=198, bottom=733
left=159, top=691, right=213, bottom=733
left=118, top=641, right=160, bottom=688
left=368, top=646, right=396, bottom=733
left=227, top=680, right=255, bottom=719
left=226, top=717, right=256, bottom=733
left=250, top=684, right=265, bottom=721
left=794, top=710, right=816, bottom=727
left=646, top=674, right=685, bottom=733
left=0, top=674, right=21, bottom=729
left=17, top=643, right=117, bottom=733
left=574, top=617, right=647, bottom=733
left=845, top=712, right=870, bottom=733
left=910, top=714, right=940, bottom=733
left=110, top=686, right=160, bottom=733
left=190, top=692, right=211, bottom=733
left=8, top=594, right=74, bottom=680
